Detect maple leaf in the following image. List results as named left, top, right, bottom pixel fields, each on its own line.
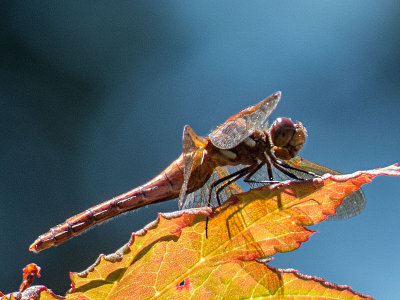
left=3, top=165, right=399, bottom=299
left=63, top=165, right=398, bottom=299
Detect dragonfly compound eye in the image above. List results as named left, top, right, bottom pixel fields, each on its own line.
left=272, top=120, right=307, bottom=160
left=270, top=117, right=296, bottom=147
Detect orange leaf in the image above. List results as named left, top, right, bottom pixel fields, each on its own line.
left=19, top=263, right=41, bottom=292
left=62, top=165, right=399, bottom=299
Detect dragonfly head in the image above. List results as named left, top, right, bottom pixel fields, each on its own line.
left=269, top=117, right=307, bottom=160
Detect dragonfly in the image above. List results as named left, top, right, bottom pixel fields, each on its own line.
left=29, top=91, right=365, bottom=252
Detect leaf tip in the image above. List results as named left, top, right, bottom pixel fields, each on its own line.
left=276, top=268, right=373, bottom=299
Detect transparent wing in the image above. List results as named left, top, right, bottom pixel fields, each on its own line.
left=208, top=118, right=251, bottom=150
left=224, top=157, right=365, bottom=220
left=278, top=156, right=366, bottom=220
left=327, top=189, right=365, bottom=221
left=209, top=91, right=281, bottom=149
left=178, top=125, right=208, bottom=209
left=182, top=166, right=244, bottom=209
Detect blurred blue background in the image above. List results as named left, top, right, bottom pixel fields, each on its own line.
left=1, top=1, right=399, bottom=298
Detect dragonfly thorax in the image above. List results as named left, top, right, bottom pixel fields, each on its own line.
left=212, top=129, right=269, bottom=167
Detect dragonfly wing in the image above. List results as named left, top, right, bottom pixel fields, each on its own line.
left=178, top=125, right=208, bottom=209
left=209, top=92, right=281, bottom=149
left=208, top=118, right=251, bottom=150
left=182, top=171, right=217, bottom=209
left=215, top=166, right=244, bottom=199
left=182, top=166, right=244, bottom=209
left=228, top=157, right=365, bottom=220
left=285, top=156, right=366, bottom=220
left=244, top=91, right=281, bottom=131
left=327, top=188, right=365, bottom=220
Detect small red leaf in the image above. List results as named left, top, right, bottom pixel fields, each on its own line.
left=19, top=263, right=41, bottom=292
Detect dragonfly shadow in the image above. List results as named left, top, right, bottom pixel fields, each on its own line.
left=72, top=267, right=129, bottom=293
left=224, top=192, right=283, bottom=243
left=129, top=234, right=180, bottom=266
left=224, top=181, right=323, bottom=250
left=219, top=184, right=325, bottom=295
left=239, top=261, right=285, bottom=296
left=72, top=279, right=111, bottom=294
left=223, top=197, right=272, bottom=261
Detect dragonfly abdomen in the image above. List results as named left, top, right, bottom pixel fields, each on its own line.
left=29, top=156, right=185, bottom=252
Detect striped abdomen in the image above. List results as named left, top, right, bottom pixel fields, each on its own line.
left=29, top=155, right=185, bottom=252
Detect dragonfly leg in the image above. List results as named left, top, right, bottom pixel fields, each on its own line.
left=209, top=161, right=281, bottom=238
left=207, top=166, right=251, bottom=207
left=214, top=160, right=287, bottom=208
left=276, top=160, right=320, bottom=177
left=270, top=160, right=304, bottom=180
left=214, top=167, right=253, bottom=206
left=266, top=159, right=274, bottom=181
left=205, top=166, right=251, bottom=239
left=243, top=160, right=280, bottom=185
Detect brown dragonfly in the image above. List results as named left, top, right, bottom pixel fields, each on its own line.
left=29, top=91, right=365, bottom=252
